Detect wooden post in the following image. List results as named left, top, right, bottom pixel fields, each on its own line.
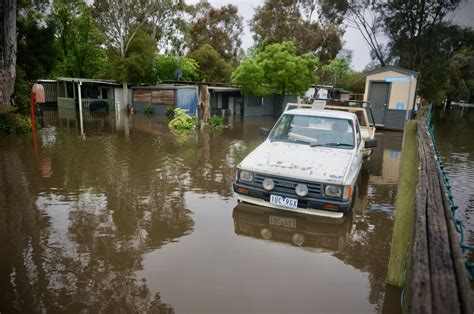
left=31, top=90, right=36, bottom=130
left=386, top=120, right=418, bottom=287
left=199, top=85, right=210, bottom=122
left=78, top=80, right=84, bottom=136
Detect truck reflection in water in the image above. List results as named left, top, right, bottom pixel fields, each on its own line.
left=233, top=202, right=353, bottom=252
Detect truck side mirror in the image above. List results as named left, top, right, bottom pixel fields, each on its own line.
left=259, top=127, right=270, bottom=139
left=364, top=139, right=378, bottom=149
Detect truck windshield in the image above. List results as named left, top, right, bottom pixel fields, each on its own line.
left=269, top=114, right=355, bottom=149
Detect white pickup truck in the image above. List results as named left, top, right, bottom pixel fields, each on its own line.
left=233, top=108, right=377, bottom=218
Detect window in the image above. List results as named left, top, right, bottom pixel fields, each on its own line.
left=269, top=114, right=355, bottom=149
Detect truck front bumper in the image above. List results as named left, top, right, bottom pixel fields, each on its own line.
left=233, top=182, right=353, bottom=218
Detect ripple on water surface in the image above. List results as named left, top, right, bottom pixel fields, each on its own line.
left=0, top=110, right=404, bottom=313
left=434, top=107, right=474, bottom=261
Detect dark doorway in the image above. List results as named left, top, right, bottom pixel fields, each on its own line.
left=368, top=82, right=390, bottom=125
left=102, top=88, right=108, bottom=99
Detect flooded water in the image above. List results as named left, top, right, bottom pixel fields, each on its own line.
left=433, top=106, right=474, bottom=261
left=0, top=108, right=405, bottom=313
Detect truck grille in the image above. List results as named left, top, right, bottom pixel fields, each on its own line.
left=254, top=173, right=322, bottom=198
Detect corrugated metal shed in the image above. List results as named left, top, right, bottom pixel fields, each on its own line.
left=132, top=85, right=198, bottom=114
left=383, top=109, right=409, bottom=130
left=364, top=66, right=418, bottom=130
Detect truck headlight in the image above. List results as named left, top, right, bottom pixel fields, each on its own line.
left=295, top=184, right=308, bottom=197
left=239, top=170, right=254, bottom=182
left=325, top=185, right=342, bottom=198
left=262, top=178, right=274, bottom=191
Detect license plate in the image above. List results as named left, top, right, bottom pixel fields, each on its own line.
left=269, top=215, right=296, bottom=228
left=270, top=194, right=298, bottom=209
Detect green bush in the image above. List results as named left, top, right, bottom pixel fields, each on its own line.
left=14, top=68, right=32, bottom=115
left=168, top=108, right=198, bottom=130
left=144, top=104, right=153, bottom=114
left=166, top=105, right=175, bottom=117
left=0, top=110, right=33, bottom=134
left=209, top=115, right=224, bottom=127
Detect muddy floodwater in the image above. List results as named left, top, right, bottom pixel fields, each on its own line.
left=433, top=106, right=474, bottom=262
left=0, top=108, right=407, bottom=313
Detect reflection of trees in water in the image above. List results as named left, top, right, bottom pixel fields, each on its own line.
left=0, top=115, right=277, bottom=312
left=181, top=129, right=255, bottom=197
left=0, top=145, right=48, bottom=313
left=0, top=133, right=182, bottom=312
left=44, top=111, right=260, bottom=199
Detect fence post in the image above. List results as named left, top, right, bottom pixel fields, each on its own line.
left=386, top=120, right=418, bottom=287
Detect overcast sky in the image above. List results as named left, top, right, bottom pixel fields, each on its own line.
left=188, top=0, right=474, bottom=71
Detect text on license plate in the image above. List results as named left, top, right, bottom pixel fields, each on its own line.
left=269, top=215, right=297, bottom=228
left=270, top=195, right=298, bottom=209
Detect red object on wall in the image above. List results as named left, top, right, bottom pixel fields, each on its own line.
left=30, top=83, right=45, bottom=134
left=32, top=84, right=45, bottom=103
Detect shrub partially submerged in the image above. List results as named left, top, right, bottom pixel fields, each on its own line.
left=168, top=108, right=198, bottom=130
left=144, top=104, right=153, bottom=114
left=0, top=109, right=33, bottom=134
left=166, top=105, right=175, bottom=117
left=209, top=115, right=224, bottom=128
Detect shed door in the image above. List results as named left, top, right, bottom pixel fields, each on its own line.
left=176, top=88, right=198, bottom=115
left=368, top=82, right=389, bottom=125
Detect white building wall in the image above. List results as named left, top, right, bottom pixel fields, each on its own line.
left=364, top=70, right=417, bottom=110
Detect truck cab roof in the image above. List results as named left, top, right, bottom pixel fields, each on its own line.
left=285, top=108, right=357, bottom=121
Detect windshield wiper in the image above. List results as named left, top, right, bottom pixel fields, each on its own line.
left=323, top=142, right=353, bottom=147
left=271, top=138, right=310, bottom=145
left=310, top=142, right=353, bottom=147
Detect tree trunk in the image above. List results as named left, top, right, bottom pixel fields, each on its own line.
left=3, top=0, right=17, bottom=106
left=119, top=31, right=128, bottom=110
left=199, top=85, right=210, bottom=122
left=278, top=93, right=286, bottom=116
left=123, top=81, right=128, bottom=110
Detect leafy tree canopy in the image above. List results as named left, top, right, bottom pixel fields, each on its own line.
left=185, top=0, right=243, bottom=66
left=51, top=0, right=107, bottom=78
left=155, top=55, right=199, bottom=82
left=379, top=0, right=468, bottom=102
left=316, top=53, right=364, bottom=93
left=188, top=44, right=233, bottom=83
left=250, top=0, right=345, bottom=62
left=16, top=8, right=58, bottom=80
left=232, top=41, right=318, bottom=100
left=107, top=30, right=156, bottom=84
left=446, top=46, right=474, bottom=103
left=319, top=58, right=353, bottom=88
left=346, top=73, right=366, bottom=94
left=14, top=2, right=58, bottom=113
